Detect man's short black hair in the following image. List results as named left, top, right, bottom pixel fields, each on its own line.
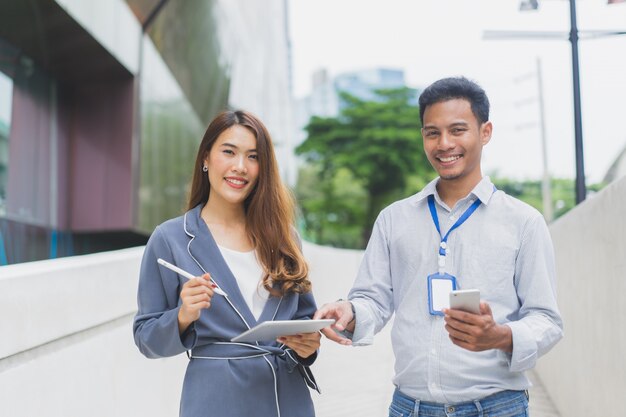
left=418, top=77, right=490, bottom=125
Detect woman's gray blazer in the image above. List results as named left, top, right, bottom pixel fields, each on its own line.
left=133, top=205, right=319, bottom=417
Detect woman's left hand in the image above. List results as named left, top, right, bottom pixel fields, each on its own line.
left=277, top=331, right=321, bottom=359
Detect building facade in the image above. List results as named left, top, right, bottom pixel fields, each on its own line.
left=0, top=0, right=295, bottom=265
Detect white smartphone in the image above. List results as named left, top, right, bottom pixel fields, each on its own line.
left=449, top=289, right=480, bottom=314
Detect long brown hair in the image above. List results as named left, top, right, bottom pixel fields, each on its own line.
left=188, top=110, right=311, bottom=296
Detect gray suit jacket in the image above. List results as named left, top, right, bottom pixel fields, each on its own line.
left=134, top=205, right=318, bottom=417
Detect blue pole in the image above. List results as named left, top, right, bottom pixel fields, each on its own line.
left=0, top=230, right=8, bottom=265
left=50, top=229, right=58, bottom=259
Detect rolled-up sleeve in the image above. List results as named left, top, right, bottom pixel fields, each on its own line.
left=506, top=214, right=563, bottom=372
left=348, top=212, right=395, bottom=346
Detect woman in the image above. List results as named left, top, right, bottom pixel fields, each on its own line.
left=133, top=110, right=321, bottom=417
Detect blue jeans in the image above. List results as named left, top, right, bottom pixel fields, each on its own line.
left=389, top=389, right=529, bottom=417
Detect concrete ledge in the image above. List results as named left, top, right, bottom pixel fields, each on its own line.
left=0, top=315, right=186, bottom=417
left=0, top=246, right=144, bottom=359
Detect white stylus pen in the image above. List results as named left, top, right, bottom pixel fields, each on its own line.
left=157, top=258, right=228, bottom=297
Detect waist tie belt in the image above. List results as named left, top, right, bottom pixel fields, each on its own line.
left=190, top=342, right=289, bottom=417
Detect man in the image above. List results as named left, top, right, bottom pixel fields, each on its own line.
left=314, top=77, right=563, bottom=417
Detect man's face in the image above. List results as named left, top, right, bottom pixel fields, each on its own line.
left=421, top=98, right=492, bottom=182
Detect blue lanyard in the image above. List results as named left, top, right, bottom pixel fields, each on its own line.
left=428, top=194, right=482, bottom=273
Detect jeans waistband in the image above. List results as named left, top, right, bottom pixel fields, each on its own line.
left=392, top=388, right=528, bottom=416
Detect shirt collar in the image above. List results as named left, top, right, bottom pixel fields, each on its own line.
left=414, top=176, right=496, bottom=206
left=472, top=176, right=497, bottom=205
left=414, top=177, right=440, bottom=203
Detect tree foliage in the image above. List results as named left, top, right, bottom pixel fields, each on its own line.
left=296, top=88, right=434, bottom=247
left=296, top=164, right=367, bottom=248
left=293, top=86, right=606, bottom=248
left=490, top=175, right=606, bottom=220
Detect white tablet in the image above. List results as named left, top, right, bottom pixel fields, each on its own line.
left=231, top=319, right=335, bottom=343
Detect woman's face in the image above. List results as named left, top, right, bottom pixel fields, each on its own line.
left=204, top=125, right=259, bottom=208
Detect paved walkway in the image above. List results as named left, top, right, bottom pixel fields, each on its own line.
left=303, top=242, right=560, bottom=417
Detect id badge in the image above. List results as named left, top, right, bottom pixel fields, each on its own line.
left=427, top=272, right=457, bottom=316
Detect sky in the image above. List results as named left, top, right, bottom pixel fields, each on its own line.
left=288, top=0, right=626, bottom=183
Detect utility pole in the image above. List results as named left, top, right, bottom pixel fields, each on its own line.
left=536, top=57, right=553, bottom=221
left=485, top=0, right=626, bottom=205
left=513, top=59, right=553, bottom=222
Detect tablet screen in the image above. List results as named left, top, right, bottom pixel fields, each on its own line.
left=231, top=319, right=335, bottom=343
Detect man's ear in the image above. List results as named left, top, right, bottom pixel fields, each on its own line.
left=480, top=121, right=493, bottom=146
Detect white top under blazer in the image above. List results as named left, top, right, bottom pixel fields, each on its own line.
left=217, top=244, right=268, bottom=320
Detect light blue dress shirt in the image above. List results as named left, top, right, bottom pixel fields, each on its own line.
left=349, top=176, right=563, bottom=403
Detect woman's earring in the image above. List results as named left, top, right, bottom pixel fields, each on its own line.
left=202, top=165, right=208, bottom=172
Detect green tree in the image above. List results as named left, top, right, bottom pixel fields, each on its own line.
left=296, top=88, right=434, bottom=246
left=296, top=164, right=367, bottom=248
left=490, top=175, right=606, bottom=221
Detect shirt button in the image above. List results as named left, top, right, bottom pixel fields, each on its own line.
left=430, top=382, right=437, bottom=390
left=431, top=348, right=436, bottom=355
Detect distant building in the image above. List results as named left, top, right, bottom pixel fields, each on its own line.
left=334, top=68, right=418, bottom=110
left=0, top=0, right=295, bottom=265
left=298, top=69, right=340, bottom=119
left=293, top=67, right=419, bottom=181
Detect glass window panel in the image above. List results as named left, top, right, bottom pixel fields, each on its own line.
left=0, top=71, right=12, bottom=216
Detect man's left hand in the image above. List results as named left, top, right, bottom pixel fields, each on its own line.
left=443, top=301, right=513, bottom=353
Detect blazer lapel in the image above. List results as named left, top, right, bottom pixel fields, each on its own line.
left=257, top=290, right=283, bottom=323
left=183, top=205, right=257, bottom=328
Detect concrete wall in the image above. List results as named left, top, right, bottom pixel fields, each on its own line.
left=536, top=176, right=626, bottom=417
left=0, top=247, right=186, bottom=417
left=0, top=241, right=365, bottom=417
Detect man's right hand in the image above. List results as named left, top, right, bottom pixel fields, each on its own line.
left=313, top=300, right=355, bottom=346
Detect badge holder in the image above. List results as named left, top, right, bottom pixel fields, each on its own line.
left=425, top=193, right=488, bottom=316
left=427, top=272, right=457, bottom=316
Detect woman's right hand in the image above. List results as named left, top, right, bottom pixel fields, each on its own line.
left=177, top=274, right=215, bottom=334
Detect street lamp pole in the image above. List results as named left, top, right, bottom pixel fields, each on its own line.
left=487, top=2, right=626, bottom=205
left=569, top=0, right=586, bottom=203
